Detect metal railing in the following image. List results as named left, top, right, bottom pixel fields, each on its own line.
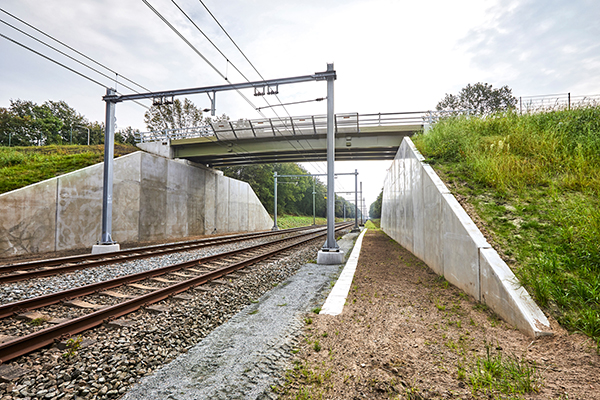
left=135, top=124, right=215, bottom=143
left=135, top=111, right=442, bottom=144
left=519, top=93, right=600, bottom=113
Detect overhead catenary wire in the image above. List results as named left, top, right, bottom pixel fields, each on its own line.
left=195, top=0, right=294, bottom=118
left=0, top=7, right=151, bottom=93
left=0, top=13, right=151, bottom=110
left=139, top=0, right=264, bottom=165
left=257, top=97, right=325, bottom=111
left=0, top=18, right=146, bottom=97
left=0, top=32, right=108, bottom=89
left=192, top=0, right=328, bottom=175
left=143, top=0, right=327, bottom=171
left=169, top=0, right=250, bottom=83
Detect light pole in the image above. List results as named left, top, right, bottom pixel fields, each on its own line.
left=312, top=177, right=316, bottom=226
left=272, top=172, right=278, bottom=231
left=321, top=63, right=339, bottom=256
left=273, top=170, right=358, bottom=231
left=353, top=170, right=359, bottom=231
left=359, top=182, right=363, bottom=226
left=92, top=87, right=119, bottom=254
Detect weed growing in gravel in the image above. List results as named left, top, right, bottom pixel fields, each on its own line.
left=312, top=307, right=321, bottom=314
left=404, top=382, right=423, bottom=400
left=249, top=310, right=259, bottom=315
left=313, top=340, right=321, bottom=352
left=62, top=336, right=83, bottom=359
left=304, top=317, right=313, bottom=325
left=435, top=299, right=446, bottom=311
left=29, top=316, right=50, bottom=326
left=467, top=342, right=542, bottom=398
left=279, top=360, right=333, bottom=398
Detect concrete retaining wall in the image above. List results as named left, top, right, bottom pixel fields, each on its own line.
left=0, top=151, right=273, bottom=257
left=381, top=138, right=551, bottom=337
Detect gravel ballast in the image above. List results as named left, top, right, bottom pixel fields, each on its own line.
left=120, top=231, right=360, bottom=400
left=0, top=228, right=356, bottom=400
left=0, top=230, right=318, bottom=305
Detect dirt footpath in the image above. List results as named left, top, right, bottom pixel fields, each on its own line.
left=278, top=229, right=600, bottom=400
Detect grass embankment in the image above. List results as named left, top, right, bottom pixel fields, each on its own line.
left=274, top=214, right=352, bottom=229
left=0, top=145, right=138, bottom=194
left=413, top=107, right=600, bottom=348
left=366, top=219, right=380, bottom=229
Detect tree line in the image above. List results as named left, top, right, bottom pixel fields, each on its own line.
left=219, top=163, right=357, bottom=219
left=0, top=99, right=137, bottom=147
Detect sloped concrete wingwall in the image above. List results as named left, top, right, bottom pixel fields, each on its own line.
left=381, top=138, right=552, bottom=337
left=0, top=151, right=273, bottom=258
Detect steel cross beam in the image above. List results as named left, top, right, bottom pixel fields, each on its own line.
left=98, top=66, right=336, bottom=247
left=102, top=70, right=336, bottom=103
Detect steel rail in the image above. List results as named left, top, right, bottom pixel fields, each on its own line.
left=0, top=222, right=353, bottom=363
left=0, top=224, right=350, bottom=319
left=0, top=225, right=315, bottom=271
left=0, top=226, right=318, bottom=283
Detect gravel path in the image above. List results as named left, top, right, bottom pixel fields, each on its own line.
left=120, top=231, right=360, bottom=400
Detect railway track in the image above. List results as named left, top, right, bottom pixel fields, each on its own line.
left=0, top=222, right=353, bottom=363
left=0, top=225, right=319, bottom=284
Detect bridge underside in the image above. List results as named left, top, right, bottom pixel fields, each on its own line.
left=171, top=124, right=422, bottom=167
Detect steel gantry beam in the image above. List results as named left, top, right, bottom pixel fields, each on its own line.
left=97, top=65, right=338, bottom=255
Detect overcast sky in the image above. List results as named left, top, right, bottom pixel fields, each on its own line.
left=1, top=0, right=598, bottom=209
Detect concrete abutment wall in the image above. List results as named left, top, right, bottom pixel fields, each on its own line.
left=0, top=151, right=273, bottom=258
left=381, top=138, right=552, bottom=337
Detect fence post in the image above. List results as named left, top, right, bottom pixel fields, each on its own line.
left=519, top=97, right=522, bottom=114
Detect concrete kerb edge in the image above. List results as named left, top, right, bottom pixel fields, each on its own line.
left=479, top=247, right=552, bottom=337
left=319, top=228, right=368, bottom=316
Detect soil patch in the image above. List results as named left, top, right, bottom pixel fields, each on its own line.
left=279, top=229, right=600, bottom=399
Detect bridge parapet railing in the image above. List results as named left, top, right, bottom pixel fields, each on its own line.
left=136, top=111, right=458, bottom=143
left=135, top=124, right=214, bottom=143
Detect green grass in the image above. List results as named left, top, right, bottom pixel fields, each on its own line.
left=365, top=218, right=381, bottom=229
left=364, top=219, right=379, bottom=229
left=413, top=107, right=600, bottom=349
left=0, top=144, right=138, bottom=194
left=274, top=214, right=347, bottom=229
left=467, top=342, right=542, bottom=398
